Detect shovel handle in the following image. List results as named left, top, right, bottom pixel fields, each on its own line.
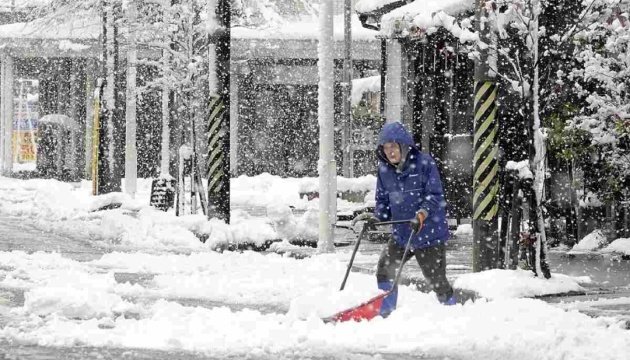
left=340, top=218, right=418, bottom=291
left=373, top=219, right=415, bottom=226
left=392, top=224, right=421, bottom=288
left=339, top=223, right=368, bottom=291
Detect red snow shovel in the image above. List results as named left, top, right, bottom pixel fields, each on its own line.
left=323, top=218, right=419, bottom=323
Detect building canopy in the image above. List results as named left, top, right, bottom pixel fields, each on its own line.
left=357, top=0, right=476, bottom=42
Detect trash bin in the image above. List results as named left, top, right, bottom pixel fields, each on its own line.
left=150, top=177, right=176, bottom=211
left=36, top=114, right=79, bottom=180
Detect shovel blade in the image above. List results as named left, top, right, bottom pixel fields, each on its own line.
left=323, top=292, right=388, bottom=323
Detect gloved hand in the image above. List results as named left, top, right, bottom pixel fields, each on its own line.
left=351, top=212, right=380, bottom=226
left=410, top=211, right=426, bottom=233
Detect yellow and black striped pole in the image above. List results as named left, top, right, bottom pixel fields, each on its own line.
left=472, top=0, right=500, bottom=272
left=206, top=0, right=231, bottom=222
left=473, top=81, right=499, bottom=222
left=207, top=94, right=229, bottom=221
left=472, top=81, right=500, bottom=272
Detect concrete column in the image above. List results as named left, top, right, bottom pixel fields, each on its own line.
left=124, top=0, right=138, bottom=197
left=385, top=40, right=403, bottom=124
left=318, top=0, right=336, bottom=253
left=0, top=54, right=14, bottom=176
left=341, top=0, right=353, bottom=177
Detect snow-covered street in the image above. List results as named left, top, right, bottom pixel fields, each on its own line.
left=3, top=0, right=630, bottom=358
left=1, top=177, right=629, bottom=359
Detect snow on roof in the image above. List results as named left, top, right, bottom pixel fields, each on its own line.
left=355, top=0, right=404, bottom=14
left=233, top=0, right=378, bottom=41
left=0, top=9, right=100, bottom=40
left=39, top=114, right=79, bottom=130
left=380, top=0, right=476, bottom=41
left=0, top=0, right=51, bottom=11
left=1, top=1, right=378, bottom=43
left=352, top=75, right=380, bottom=105
left=232, top=13, right=379, bottom=41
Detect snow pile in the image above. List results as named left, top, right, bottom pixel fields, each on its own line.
left=232, top=173, right=376, bottom=208
left=0, top=252, right=138, bottom=320
left=23, top=286, right=133, bottom=320
left=0, top=250, right=355, bottom=313
left=506, top=160, right=534, bottom=180
left=557, top=296, right=630, bottom=314
left=454, top=269, right=590, bottom=299
left=453, top=223, right=473, bottom=236
left=287, top=285, right=383, bottom=319
left=1, top=250, right=627, bottom=359
left=265, top=204, right=319, bottom=241
left=0, top=178, right=96, bottom=220
left=352, top=75, right=381, bottom=106
left=570, top=230, right=609, bottom=253
left=0, top=177, right=263, bottom=250
left=0, top=175, right=377, bottom=250
left=4, top=296, right=629, bottom=359
left=231, top=173, right=306, bottom=208
left=601, top=238, right=630, bottom=256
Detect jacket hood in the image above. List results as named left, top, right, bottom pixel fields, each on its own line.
left=378, top=122, right=415, bottom=147
left=376, top=122, right=417, bottom=168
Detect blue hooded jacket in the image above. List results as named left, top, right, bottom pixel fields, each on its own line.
left=374, top=122, right=449, bottom=249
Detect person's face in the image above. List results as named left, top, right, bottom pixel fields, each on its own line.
left=383, top=142, right=401, bottom=164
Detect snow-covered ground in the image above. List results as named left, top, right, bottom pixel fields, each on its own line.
left=1, top=248, right=627, bottom=359
left=1, top=176, right=629, bottom=358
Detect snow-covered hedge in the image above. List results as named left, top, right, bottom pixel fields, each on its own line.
left=0, top=175, right=375, bottom=250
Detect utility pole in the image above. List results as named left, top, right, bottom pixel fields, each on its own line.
left=98, top=0, right=124, bottom=194
left=0, top=54, right=14, bottom=176
left=341, top=0, right=353, bottom=177
left=318, top=0, right=336, bottom=253
left=125, top=0, right=138, bottom=197
left=207, top=0, right=231, bottom=223
left=472, top=0, right=500, bottom=271
left=160, top=57, right=170, bottom=177
left=97, top=0, right=114, bottom=195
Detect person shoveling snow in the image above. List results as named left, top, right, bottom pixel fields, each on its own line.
left=372, top=122, right=455, bottom=313
left=327, top=122, right=455, bottom=322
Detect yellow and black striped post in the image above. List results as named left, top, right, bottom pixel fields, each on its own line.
left=206, top=0, right=231, bottom=222
left=207, top=95, right=229, bottom=221
left=472, top=0, right=500, bottom=272
left=473, top=81, right=499, bottom=221
left=472, top=80, right=500, bottom=272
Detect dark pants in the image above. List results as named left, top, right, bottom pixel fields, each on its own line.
left=376, top=239, right=453, bottom=300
